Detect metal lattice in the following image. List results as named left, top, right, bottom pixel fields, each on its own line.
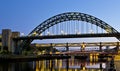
left=29, top=12, right=119, bottom=36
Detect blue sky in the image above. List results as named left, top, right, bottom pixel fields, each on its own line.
left=0, top=0, right=120, bottom=35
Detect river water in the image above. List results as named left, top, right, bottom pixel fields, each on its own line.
left=0, top=58, right=110, bottom=71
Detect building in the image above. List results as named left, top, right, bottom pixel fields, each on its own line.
left=1, top=29, right=20, bottom=53
left=2, top=29, right=12, bottom=52
left=0, top=34, right=2, bottom=49
left=11, top=32, right=20, bottom=53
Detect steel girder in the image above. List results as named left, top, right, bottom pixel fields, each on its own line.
left=29, top=12, right=119, bottom=36
left=18, top=12, right=120, bottom=54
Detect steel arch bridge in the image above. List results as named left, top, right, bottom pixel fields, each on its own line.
left=29, top=12, right=119, bottom=37
left=15, top=12, right=120, bottom=54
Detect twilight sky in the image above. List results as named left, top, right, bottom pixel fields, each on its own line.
left=0, top=0, right=120, bottom=35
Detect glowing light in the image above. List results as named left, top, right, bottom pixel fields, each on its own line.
left=75, top=29, right=80, bottom=34
left=32, top=31, right=37, bottom=36
left=81, top=42, right=86, bottom=49
left=61, top=30, right=64, bottom=35
left=64, top=32, right=67, bottom=35
left=77, top=32, right=80, bottom=34
left=40, top=33, right=43, bottom=36
left=75, top=29, right=78, bottom=34
left=21, top=33, right=24, bottom=36
left=47, top=31, right=50, bottom=35
left=105, top=26, right=112, bottom=33
left=51, top=33, right=54, bottom=35
left=105, top=28, right=111, bottom=33
left=89, top=29, right=94, bottom=34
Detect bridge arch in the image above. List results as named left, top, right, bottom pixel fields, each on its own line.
left=16, top=12, right=120, bottom=54
left=29, top=12, right=119, bottom=36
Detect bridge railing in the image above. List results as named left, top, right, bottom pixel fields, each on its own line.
left=13, top=33, right=120, bottom=40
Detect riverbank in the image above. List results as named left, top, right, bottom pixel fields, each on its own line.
left=0, top=54, right=120, bottom=62
left=0, top=54, right=71, bottom=62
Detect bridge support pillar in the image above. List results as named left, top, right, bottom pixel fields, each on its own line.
left=106, top=46, right=109, bottom=52
left=116, top=42, right=119, bottom=52
left=80, top=64, right=86, bottom=70
left=100, top=63, right=103, bottom=70
left=26, top=39, right=31, bottom=50
left=49, top=43, right=53, bottom=54
left=19, top=39, right=31, bottom=54
left=66, top=59, right=69, bottom=70
left=66, top=43, right=69, bottom=52
left=12, top=40, right=19, bottom=54
left=81, top=42, right=85, bottom=52
left=99, top=42, right=102, bottom=52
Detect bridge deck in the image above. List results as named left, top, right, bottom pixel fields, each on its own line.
left=33, top=42, right=120, bottom=47
left=61, top=51, right=117, bottom=55
left=13, top=33, right=120, bottom=40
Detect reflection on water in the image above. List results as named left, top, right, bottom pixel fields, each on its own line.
left=0, top=58, right=108, bottom=71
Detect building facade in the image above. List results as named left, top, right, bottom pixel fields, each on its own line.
left=2, top=29, right=12, bottom=52
left=0, top=34, right=2, bottom=49
left=11, top=32, right=20, bottom=53
left=2, top=29, right=20, bottom=53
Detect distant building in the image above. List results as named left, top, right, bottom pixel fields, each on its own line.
left=2, top=29, right=12, bottom=52
left=0, top=43, right=1, bottom=47
left=0, top=34, right=2, bottom=48
left=1, top=29, right=20, bottom=53
left=11, top=32, right=20, bottom=53
left=0, top=34, right=1, bottom=39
